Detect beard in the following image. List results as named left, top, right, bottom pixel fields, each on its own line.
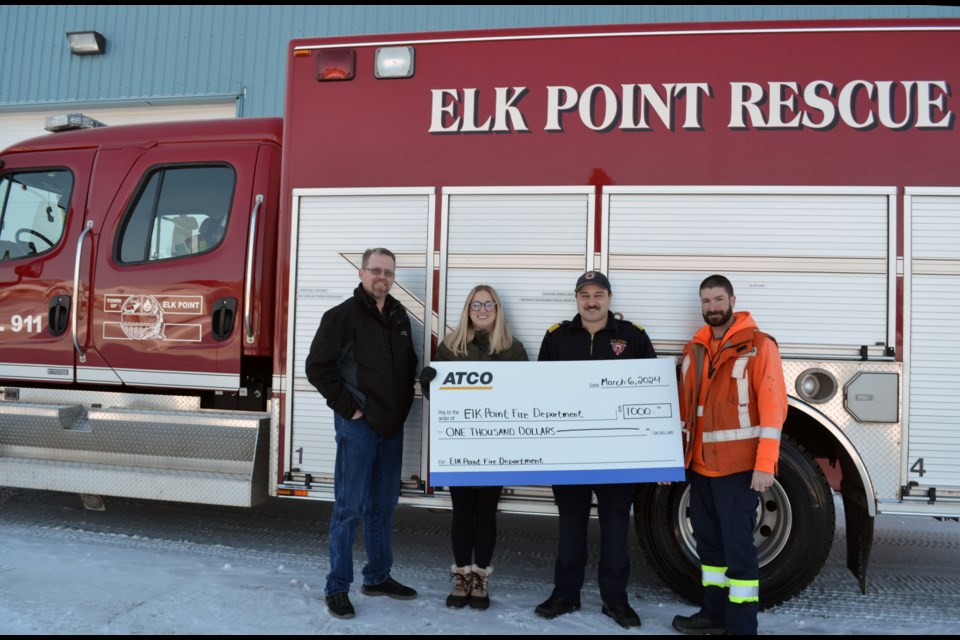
left=365, top=280, right=390, bottom=299
left=703, top=307, right=733, bottom=327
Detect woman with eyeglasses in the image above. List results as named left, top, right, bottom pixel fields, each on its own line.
left=425, top=285, right=527, bottom=611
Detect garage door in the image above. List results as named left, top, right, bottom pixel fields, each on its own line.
left=0, top=102, right=237, bottom=152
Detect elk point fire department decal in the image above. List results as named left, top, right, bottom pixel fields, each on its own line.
left=103, top=294, right=204, bottom=342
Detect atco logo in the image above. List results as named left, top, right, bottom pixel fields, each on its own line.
left=441, top=371, right=494, bottom=386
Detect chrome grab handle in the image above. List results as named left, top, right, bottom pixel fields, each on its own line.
left=244, top=194, right=263, bottom=344
left=72, top=220, right=94, bottom=363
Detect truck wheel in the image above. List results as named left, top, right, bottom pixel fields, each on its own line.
left=634, top=435, right=835, bottom=608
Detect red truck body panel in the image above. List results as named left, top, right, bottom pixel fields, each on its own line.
left=281, top=20, right=959, bottom=192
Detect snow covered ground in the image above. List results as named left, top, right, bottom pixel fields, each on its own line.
left=0, top=488, right=958, bottom=634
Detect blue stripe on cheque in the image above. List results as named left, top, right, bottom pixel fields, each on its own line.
left=431, top=466, right=685, bottom=488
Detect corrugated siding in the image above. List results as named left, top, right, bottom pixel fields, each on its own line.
left=2, top=5, right=959, bottom=117
left=908, top=195, right=960, bottom=489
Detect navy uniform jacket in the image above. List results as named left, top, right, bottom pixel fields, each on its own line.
left=538, top=311, right=656, bottom=362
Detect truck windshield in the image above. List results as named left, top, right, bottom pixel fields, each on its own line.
left=0, top=169, right=72, bottom=262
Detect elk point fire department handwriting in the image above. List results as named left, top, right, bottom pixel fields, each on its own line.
left=429, top=81, right=954, bottom=133
left=444, top=407, right=584, bottom=421
left=438, top=456, right=545, bottom=466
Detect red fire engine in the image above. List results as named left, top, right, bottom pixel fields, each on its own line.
left=1, top=19, right=958, bottom=606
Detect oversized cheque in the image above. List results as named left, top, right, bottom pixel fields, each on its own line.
left=428, top=358, right=684, bottom=486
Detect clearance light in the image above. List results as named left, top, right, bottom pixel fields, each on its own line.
left=277, top=488, right=310, bottom=497
left=375, top=46, right=415, bottom=79
left=316, top=49, right=355, bottom=81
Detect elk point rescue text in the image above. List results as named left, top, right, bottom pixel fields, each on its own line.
left=429, top=81, right=953, bottom=133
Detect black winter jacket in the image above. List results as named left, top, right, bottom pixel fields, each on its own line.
left=305, top=286, right=417, bottom=437
left=538, top=312, right=656, bottom=362
left=434, top=332, right=528, bottom=363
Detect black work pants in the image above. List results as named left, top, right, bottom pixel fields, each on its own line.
left=449, top=485, right=502, bottom=568
left=550, top=483, right=636, bottom=605
left=689, top=470, right=760, bottom=635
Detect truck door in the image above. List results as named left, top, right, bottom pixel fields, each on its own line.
left=0, top=150, right=94, bottom=383
left=82, top=143, right=263, bottom=390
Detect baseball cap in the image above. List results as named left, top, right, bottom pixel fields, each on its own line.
left=575, top=271, right=611, bottom=293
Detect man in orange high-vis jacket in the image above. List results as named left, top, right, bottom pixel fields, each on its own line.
left=672, top=275, right=787, bottom=637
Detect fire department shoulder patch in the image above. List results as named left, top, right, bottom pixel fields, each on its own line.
left=610, top=339, right=627, bottom=356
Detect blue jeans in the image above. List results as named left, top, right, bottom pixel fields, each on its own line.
left=325, top=414, right=404, bottom=596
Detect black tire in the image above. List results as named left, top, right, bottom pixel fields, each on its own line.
left=634, top=434, right=835, bottom=609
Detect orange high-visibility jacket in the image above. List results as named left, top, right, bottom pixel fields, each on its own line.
left=679, top=311, right=787, bottom=477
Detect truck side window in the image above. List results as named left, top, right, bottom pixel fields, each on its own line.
left=117, top=165, right=235, bottom=264
left=0, top=169, right=72, bottom=262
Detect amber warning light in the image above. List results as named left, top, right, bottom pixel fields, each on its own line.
left=277, top=488, right=310, bottom=497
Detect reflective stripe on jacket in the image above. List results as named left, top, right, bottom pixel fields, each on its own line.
left=679, top=311, right=787, bottom=476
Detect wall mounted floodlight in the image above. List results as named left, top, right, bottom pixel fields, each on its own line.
left=67, top=31, right=106, bottom=55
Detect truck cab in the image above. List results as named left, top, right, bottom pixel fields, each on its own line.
left=0, top=118, right=281, bottom=506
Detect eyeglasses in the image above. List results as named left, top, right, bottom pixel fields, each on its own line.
left=469, top=301, right=497, bottom=312
left=363, top=267, right=396, bottom=278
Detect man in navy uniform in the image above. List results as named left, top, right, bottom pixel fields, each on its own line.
left=534, top=271, right=656, bottom=629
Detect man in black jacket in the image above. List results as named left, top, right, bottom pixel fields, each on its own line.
left=305, top=247, right=418, bottom=619
left=534, top=271, right=656, bottom=629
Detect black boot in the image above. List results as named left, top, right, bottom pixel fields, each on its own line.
left=672, top=610, right=725, bottom=635
left=534, top=593, right=581, bottom=619
left=602, top=600, right=641, bottom=628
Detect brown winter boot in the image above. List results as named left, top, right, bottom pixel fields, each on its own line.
left=446, top=565, right=472, bottom=608
left=468, top=565, right=492, bottom=610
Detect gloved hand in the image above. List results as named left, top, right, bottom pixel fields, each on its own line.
left=419, top=366, right=437, bottom=400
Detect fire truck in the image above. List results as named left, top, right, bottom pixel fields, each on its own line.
left=1, top=19, right=958, bottom=607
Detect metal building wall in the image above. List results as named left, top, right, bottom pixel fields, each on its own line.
left=1, top=5, right=959, bottom=117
